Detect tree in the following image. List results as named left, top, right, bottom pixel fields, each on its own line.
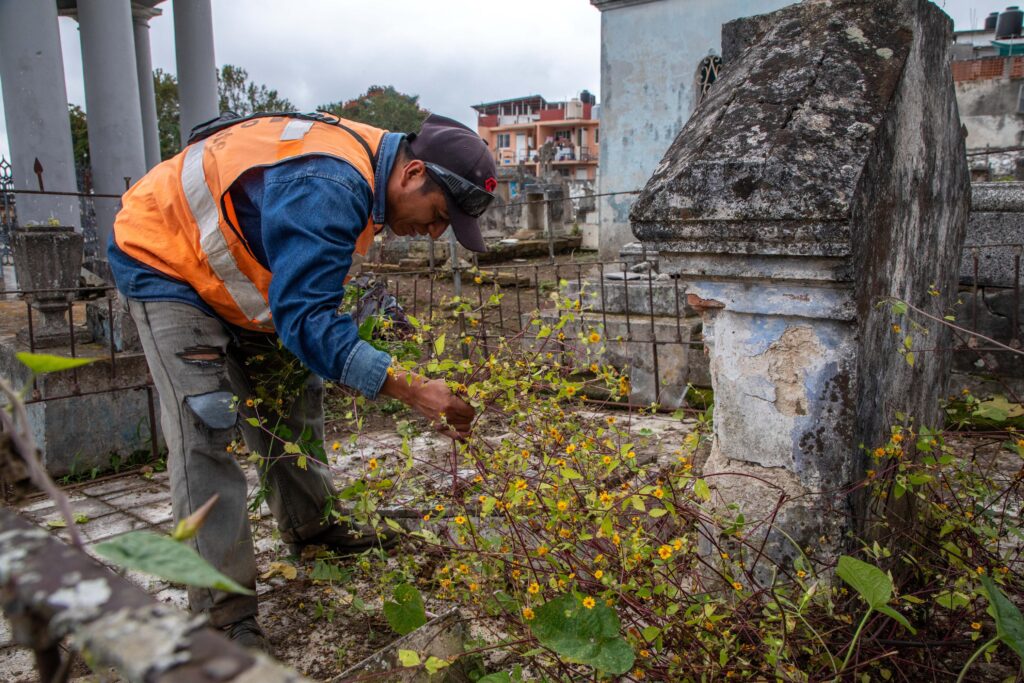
left=68, top=104, right=90, bottom=172
left=153, top=68, right=180, bottom=161
left=218, top=65, right=293, bottom=116
left=318, top=85, right=429, bottom=133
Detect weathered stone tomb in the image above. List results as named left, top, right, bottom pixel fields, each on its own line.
left=631, top=0, right=970, bottom=564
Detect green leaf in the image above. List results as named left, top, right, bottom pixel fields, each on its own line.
left=890, top=301, right=908, bottom=316
left=528, top=593, right=635, bottom=675
left=283, top=441, right=302, bottom=454
left=836, top=555, right=892, bottom=609
left=296, top=455, right=307, bottom=470
left=397, top=649, right=421, bottom=667
left=981, top=576, right=1024, bottom=662
left=934, top=591, right=970, bottom=610
left=649, top=508, right=668, bottom=518
left=477, top=673, right=512, bottom=683
left=310, top=560, right=349, bottom=582
left=383, top=583, right=427, bottom=635
left=876, top=605, right=917, bottom=634
left=424, top=656, right=450, bottom=674
left=693, top=478, right=711, bottom=502
left=433, top=334, right=446, bottom=357
left=16, top=352, right=96, bottom=374
left=904, top=352, right=915, bottom=367
left=94, top=531, right=253, bottom=594
left=358, top=315, right=378, bottom=341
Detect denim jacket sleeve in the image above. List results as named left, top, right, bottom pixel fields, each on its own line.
left=260, top=163, right=391, bottom=398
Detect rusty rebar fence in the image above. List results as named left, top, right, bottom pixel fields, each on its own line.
left=356, top=247, right=704, bottom=408
left=2, top=284, right=161, bottom=465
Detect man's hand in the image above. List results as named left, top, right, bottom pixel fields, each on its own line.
left=380, top=369, right=475, bottom=440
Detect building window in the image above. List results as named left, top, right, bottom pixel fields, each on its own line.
left=595, top=128, right=599, bottom=144
left=697, top=55, right=723, bottom=102
left=497, top=133, right=511, bottom=148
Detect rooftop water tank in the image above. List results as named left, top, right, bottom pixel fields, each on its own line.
left=996, top=6, right=1023, bottom=39
left=986, top=11, right=1000, bottom=31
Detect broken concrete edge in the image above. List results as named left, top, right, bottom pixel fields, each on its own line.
left=332, top=607, right=468, bottom=682
left=0, top=508, right=312, bottom=682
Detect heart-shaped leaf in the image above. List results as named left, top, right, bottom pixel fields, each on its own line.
left=529, top=593, right=635, bottom=674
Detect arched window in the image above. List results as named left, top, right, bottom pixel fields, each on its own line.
left=697, top=55, right=723, bottom=102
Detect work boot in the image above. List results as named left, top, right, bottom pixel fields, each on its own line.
left=222, top=616, right=270, bottom=653
left=288, top=521, right=401, bottom=557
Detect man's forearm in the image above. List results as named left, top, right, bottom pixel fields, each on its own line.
left=379, top=369, right=424, bottom=404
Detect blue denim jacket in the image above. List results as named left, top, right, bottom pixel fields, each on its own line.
left=109, top=132, right=404, bottom=399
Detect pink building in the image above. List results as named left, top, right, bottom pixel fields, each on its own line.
left=472, top=92, right=599, bottom=181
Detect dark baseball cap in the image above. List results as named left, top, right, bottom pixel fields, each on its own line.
left=408, top=114, right=497, bottom=253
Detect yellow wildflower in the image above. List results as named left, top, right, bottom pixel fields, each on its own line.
left=594, top=569, right=604, bottom=579
left=971, top=622, right=981, bottom=630
left=565, top=444, right=576, bottom=455
left=528, top=582, right=540, bottom=594
left=367, top=458, right=378, bottom=471
left=658, top=545, right=673, bottom=560
left=732, top=581, right=743, bottom=591
left=536, top=545, right=549, bottom=557
left=556, top=500, right=568, bottom=512
left=522, top=607, right=535, bottom=620
left=582, top=596, right=596, bottom=609
left=589, top=332, right=601, bottom=343
left=331, top=441, right=341, bottom=451
left=454, top=516, right=467, bottom=525
left=435, top=504, right=445, bottom=512
left=652, top=487, right=664, bottom=499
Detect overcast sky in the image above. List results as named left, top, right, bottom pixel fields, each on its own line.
left=0, top=0, right=1000, bottom=160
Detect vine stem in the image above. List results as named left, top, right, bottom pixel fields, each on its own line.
left=836, top=608, right=873, bottom=681
left=956, top=636, right=999, bottom=683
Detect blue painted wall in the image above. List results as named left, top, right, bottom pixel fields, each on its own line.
left=592, top=0, right=792, bottom=259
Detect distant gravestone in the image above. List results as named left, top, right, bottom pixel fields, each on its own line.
left=630, top=0, right=970, bottom=567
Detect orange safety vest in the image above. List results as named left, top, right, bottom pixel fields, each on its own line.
left=114, top=114, right=387, bottom=331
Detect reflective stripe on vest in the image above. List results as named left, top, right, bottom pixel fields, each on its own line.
left=181, top=140, right=273, bottom=327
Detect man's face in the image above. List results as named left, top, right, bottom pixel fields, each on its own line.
left=385, top=159, right=451, bottom=239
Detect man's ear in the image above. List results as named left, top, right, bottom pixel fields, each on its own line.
left=400, top=159, right=426, bottom=187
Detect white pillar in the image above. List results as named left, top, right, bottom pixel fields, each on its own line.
left=174, top=0, right=219, bottom=146
left=0, top=0, right=80, bottom=229
left=77, top=0, right=148, bottom=256
left=133, top=9, right=162, bottom=170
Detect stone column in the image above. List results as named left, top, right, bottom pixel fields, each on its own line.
left=0, top=0, right=80, bottom=229
left=77, top=0, right=148, bottom=255
left=174, top=0, right=219, bottom=146
left=630, top=0, right=970, bottom=569
left=133, top=7, right=163, bottom=170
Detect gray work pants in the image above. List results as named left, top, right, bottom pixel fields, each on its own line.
left=128, top=299, right=337, bottom=626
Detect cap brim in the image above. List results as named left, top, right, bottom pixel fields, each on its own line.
left=445, top=195, right=488, bottom=253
